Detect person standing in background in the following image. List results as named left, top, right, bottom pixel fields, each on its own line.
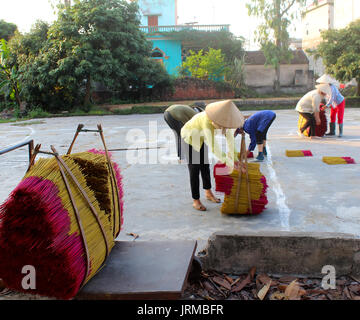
left=316, top=75, right=346, bottom=137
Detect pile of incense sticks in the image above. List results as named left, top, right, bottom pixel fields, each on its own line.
left=322, top=156, right=356, bottom=165
left=286, top=150, right=313, bottom=157
left=298, top=107, right=327, bottom=137
left=214, top=162, right=268, bottom=215
left=0, top=150, right=123, bottom=299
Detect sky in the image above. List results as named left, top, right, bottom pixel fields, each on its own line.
left=0, top=0, right=304, bottom=49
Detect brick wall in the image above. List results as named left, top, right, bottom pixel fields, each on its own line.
left=168, top=77, right=235, bottom=100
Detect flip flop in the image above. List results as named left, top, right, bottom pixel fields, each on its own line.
left=193, top=203, right=206, bottom=211
left=206, top=196, right=221, bottom=203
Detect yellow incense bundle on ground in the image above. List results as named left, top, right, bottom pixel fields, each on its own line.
left=286, top=150, right=313, bottom=157
left=214, top=162, right=268, bottom=215
left=322, top=156, right=356, bottom=165
left=0, top=150, right=123, bottom=299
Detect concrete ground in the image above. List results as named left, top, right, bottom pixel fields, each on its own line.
left=0, top=109, right=360, bottom=252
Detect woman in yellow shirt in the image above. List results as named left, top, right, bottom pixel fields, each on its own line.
left=181, top=100, right=245, bottom=211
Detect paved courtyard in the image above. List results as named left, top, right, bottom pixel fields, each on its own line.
left=0, top=109, right=359, bottom=251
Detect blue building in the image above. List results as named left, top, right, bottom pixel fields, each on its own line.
left=133, top=0, right=229, bottom=76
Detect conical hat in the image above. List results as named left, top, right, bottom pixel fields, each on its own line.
left=315, top=83, right=332, bottom=97
left=316, top=74, right=337, bottom=84
left=205, top=100, right=244, bottom=129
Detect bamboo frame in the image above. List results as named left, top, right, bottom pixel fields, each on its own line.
left=234, top=133, right=252, bottom=214
left=65, top=124, right=122, bottom=238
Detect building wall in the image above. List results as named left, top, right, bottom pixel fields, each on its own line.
left=302, top=0, right=333, bottom=51
left=334, top=0, right=360, bottom=29
left=244, top=64, right=311, bottom=88
left=137, top=0, right=177, bottom=26
left=149, top=37, right=182, bottom=75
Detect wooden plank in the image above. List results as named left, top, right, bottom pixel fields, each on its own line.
left=77, top=240, right=197, bottom=300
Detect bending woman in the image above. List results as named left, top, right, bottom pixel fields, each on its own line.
left=296, top=84, right=331, bottom=139
left=181, top=100, right=245, bottom=211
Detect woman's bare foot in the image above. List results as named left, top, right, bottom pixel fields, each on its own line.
left=205, top=190, right=221, bottom=203
left=193, top=199, right=206, bottom=211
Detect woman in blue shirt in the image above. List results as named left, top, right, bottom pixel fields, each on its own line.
left=235, top=110, right=277, bottom=161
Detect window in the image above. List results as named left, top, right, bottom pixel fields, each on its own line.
left=151, top=50, right=163, bottom=58
left=148, top=15, right=158, bottom=27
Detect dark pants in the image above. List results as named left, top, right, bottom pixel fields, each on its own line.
left=255, top=114, right=276, bottom=144
left=299, top=112, right=316, bottom=137
left=184, top=141, right=211, bottom=200
left=164, top=111, right=212, bottom=200
left=164, top=111, right=183, bottom=159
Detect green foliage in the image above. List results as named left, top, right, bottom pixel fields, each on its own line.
left=28, top=107, right=51, bottom=118
left=0, top=39, right=21, bottom=107
left=180, top=48, right=227, bottom=81
left=0, top=20, right=17, bottom=41
left=312, top=19, right=360, bottom=96
left=226, top=56, right=246, bottom=89
left=246, top=0, right=314, bottom=90
left=14, top=0, right=172, bottom=111
left=166, top=30, right=245, bottom=63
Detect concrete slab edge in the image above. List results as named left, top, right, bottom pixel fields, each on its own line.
left=198, top=231, right=360, bottom=278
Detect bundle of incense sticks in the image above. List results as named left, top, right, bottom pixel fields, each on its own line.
left=298, top=106, right=327, bottom=137
left=286, top=150, right=313, bottom=157
left=322, top=156, right=356, bottom=165
left=0, top=133, right=123, bottom=299
left=214, top=134, right=268, bottom=215
left=214, top=162, right=268, bottom=214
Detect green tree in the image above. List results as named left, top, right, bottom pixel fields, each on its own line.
left=312, top=19, right=360, bottom=96
left=18, top=0, right=171, bottom=110
left=246, top=0, right=315, bottom=91
left=181, top=48, right=227, bottom=81
left=0, top=39, right=21, bottom=107
left=0, top=20, right=17, bottom=41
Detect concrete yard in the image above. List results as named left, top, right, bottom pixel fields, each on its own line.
left=0, top=109, right=359, bottom=252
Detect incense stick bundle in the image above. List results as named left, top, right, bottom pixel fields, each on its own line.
left=322, top=156, right=356, bottom=165
left=298, top=107, right=327, bottom=137
left=214, top=163, right=268, bottom=215
left=286, top=150, right=313, bottom=157
left=0, top=150, right=123, bottom=299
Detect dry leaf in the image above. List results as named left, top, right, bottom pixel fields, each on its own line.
left=224, top=275, right=234, bottom=285
left=343, top=286, right=353, bottom=300
left=352, top=295, right=360, bottom=300
left=257, top=274, right=272, bottom=284
left=249, top=266, right=256, bottom=280
left=0, top=279, right=5, bottom=290
left=212, top=276, right=231, bottom=291
left=270, top=291, right=286, bottom=300
left=126, top=232, right=139, bottom=240
left=285, top=280, right=302, bottom=300
left=349, top=284, right=360, bottom=293
left=278, top=284, right=288, bottom=291
left=257, top=281, right=271, bottom=300
left=204, top=281, right=216, bottom=293
left=230, top=277, right=242, bottom=287
left=231, top=275, right=250, bottom=293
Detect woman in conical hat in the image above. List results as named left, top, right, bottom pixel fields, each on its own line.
left=316, top=74, right=346, bottom=137
left=181, top=100, right=245, bottom=211
left=295, top=84, right=331, bottom=139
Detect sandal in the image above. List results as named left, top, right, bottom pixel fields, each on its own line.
left=193, top=202, right=206, bottom=211
left=206, top=196, right=221, bottom=203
